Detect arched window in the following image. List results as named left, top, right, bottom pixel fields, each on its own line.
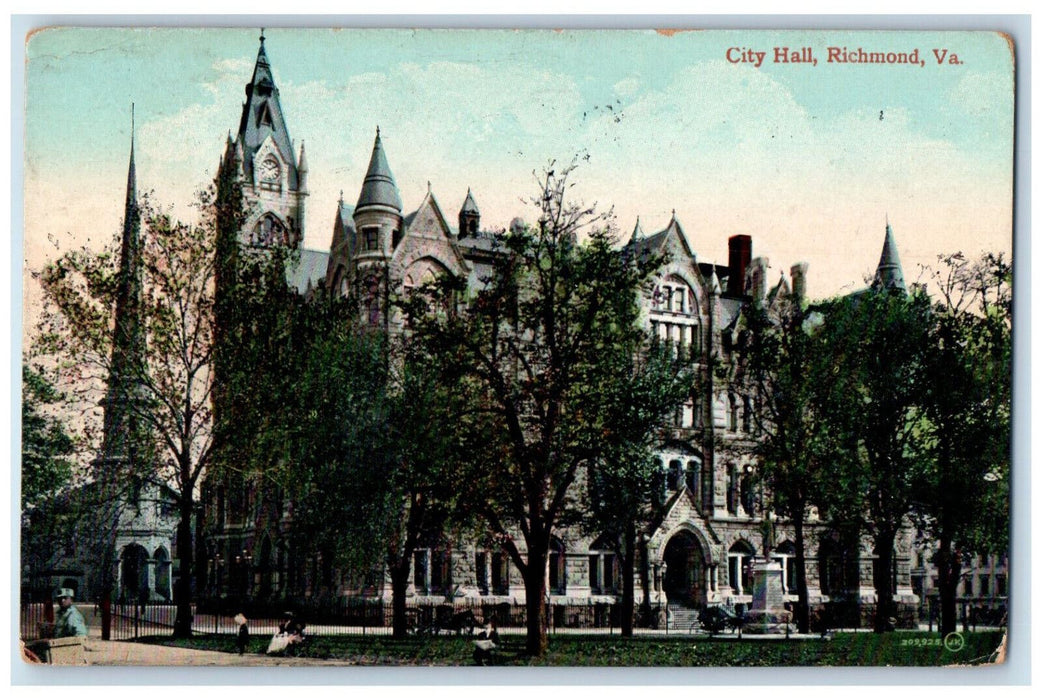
left=251, top=212, right=288, bottom=247
left=667, top=459, right=683, bottom=491
left=773, top=541, right=797, bottom=594
left=728, top=541, right=756, bottom=596
left=686, top=459, right=702, bottom=506
left=740, top=467, right=757, bottom=517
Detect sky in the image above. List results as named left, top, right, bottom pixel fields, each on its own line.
left=22, top=27, right=1014, bottom=338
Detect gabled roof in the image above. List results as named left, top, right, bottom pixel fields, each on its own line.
left=393, top=189, right=472, bottom=274
left=355, top=128, right=403, bottom=212
left=236, top=33, right=298, bottom=188
left=625, top=214, right=695, bottom=261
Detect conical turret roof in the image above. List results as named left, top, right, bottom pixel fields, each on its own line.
left=872, top=221, right=906, bottom=292
left=460, top=188, right=479, bottom=216
left=356, top=128, right=402, bottom=212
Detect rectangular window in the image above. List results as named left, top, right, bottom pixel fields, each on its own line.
left=589, top=555, right=600, bottom=593
left=476, top=552, right=488, bottom=595
left=413, top=551, right=427, bottom=593
left=996, top=574, right=1007, bottom=596
left=603, top=554, right=615, bottom=592
left=491, top=553, right=508, bottom=595
left=363, top=227, right=379, bottom=251
left=431, top=550, right=444, bottom=591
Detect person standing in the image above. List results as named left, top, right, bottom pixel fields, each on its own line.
left=234, top=613, right=249, bottom=655
left=52, top=588, right=87, bottom=638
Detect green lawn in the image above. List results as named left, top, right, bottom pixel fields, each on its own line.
left=138, top=630, right=1004, bottom=666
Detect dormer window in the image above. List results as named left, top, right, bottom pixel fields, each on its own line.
left=257, top=101, right=274, bottom=127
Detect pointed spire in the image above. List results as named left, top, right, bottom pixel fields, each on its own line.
left=101, top=111, right=146, bottom=464
left=236, top=29, right=297, bottom=187
left=629, top=216, right=644, bottom=244
left=355, top=127, right=402, bottom=212
left=460, top=187, right=480, bottom=215
left=872, top=220, right=906, bottom=292
left=297, top=140, right=308, bottom=172
left=124, top=104, right=136, bottom=221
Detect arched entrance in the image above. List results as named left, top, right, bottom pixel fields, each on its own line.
left=663, top=531, right=706, bottom=608
left=120, top=543, right=150, bottom=603
left=153, top=547, right=171, bottom=601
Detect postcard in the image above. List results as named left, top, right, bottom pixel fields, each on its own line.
left=19, top=25, right=1014, bottom=672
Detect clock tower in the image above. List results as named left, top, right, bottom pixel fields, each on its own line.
left=223, top=30, right=308, bottom=250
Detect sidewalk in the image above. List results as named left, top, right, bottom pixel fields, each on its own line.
left=70, top=638, right=353, bottom=666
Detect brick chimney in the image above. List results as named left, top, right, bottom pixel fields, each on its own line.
left=727, top=235, right=752, bottom=296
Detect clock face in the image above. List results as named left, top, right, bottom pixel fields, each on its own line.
left=260, top=156, right=280, bottom=183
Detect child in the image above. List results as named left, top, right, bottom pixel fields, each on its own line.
left=234, top=613, right=249, bottom=655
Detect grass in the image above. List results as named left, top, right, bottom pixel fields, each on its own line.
left=137, top=630, right=1004, bottom=667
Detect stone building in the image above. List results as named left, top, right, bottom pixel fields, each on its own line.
left=198, top=35, right=919, bottom=625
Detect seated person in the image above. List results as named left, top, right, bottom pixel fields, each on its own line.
left=53, top=588, right=87, bottom=638
left=472, top=619, right=500, bottom=665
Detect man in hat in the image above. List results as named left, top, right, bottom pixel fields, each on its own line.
left=53, top=588, right=88, bottom=638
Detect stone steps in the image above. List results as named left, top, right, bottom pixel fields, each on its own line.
left=667, top=604, right=700, bottom=632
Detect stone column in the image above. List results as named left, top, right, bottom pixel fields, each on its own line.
left=146, top=558, right=157, bottom=601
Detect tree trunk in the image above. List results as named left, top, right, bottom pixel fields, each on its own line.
left=172, top=498, right=195, bottom=638
left=621, top=522, right=636, bottom=637
left=873, top=530, right=896, bottom=633
left=935, top=537, right=960, bottom=635
left=793, top=514, right=810, bottom=634
left=639, top=538, right=652, bottom=627
left=523, top=543, right=549, bottom=657
left=390, top=561, right=411, bottom=639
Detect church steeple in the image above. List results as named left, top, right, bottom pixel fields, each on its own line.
left=100, top=108, right=146, bottom=465
left=356, top=127, right=403, bottom=213
left=872, top=219, right=906, bottom=292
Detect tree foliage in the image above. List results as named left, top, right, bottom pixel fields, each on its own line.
left=915, top=252, right=1011, bottom=633
left=813, top=288, right=934, bottom=632
left=401, top=162, right=679, bottom=655
left=21, top=363, right=76, bottom=510
left=37, top=190, right=225, bottom=636
left=583, top=338, right=692, bottom=635
left=744, top=293, right=855, bottom=633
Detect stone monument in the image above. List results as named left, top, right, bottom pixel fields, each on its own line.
left=742, top=558, right=793, bottom=634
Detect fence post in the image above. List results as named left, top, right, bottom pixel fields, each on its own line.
left=134, top=604, right=139, bottom=639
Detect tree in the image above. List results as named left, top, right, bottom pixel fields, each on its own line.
left=817, top=288, right=933, bottom=632
left=916, top=252, right=1011, bottom=634
left=20, top=362, right=79, bottom=601
left=21, top=363, right=76, bottom=510
left=744, top=293, right=851, bottom=634
left=402, top=163, right=675, bottom=656
left=38, top=194, right=225, bottom=637
left=584, top=339, right=691, bottom=636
